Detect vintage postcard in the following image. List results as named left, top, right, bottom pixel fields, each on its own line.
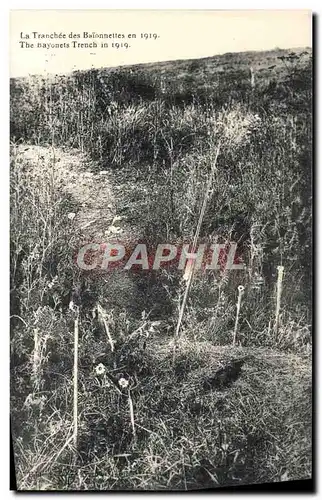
left=10, top=9, right=312, bottom=491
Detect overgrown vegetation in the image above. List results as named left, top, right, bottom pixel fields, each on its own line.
left=10, top=47, right=312, bottom=490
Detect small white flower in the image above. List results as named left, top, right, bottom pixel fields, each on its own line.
left=67, top=212, right=76, bottom=221
left=107, top=225, right=122, bottom=234
left=47, top=275, right=58, bottom=290
left=118, top=377, right=129, bottom=389
left=69, top=300, right=78, bottom=313
left=95, top=363, right=106, bottom=376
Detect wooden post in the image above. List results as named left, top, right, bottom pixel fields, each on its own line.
left=174, top=142, right=221, bottom=344
left=128, top=390, right=136, bottom=440
left=32, top=327, right=40, bottom=391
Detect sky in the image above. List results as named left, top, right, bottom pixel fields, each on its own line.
left=10, top=10, right=312, bottom=78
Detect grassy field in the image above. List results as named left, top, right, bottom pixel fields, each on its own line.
left=10, top=47, right=312, bottom=490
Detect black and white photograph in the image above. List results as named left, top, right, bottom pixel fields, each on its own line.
left=9, top=9, right=312, bottom=491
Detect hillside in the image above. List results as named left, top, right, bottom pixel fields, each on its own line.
left=104, top=46, right=312, bottom=81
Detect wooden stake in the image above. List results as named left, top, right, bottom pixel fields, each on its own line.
left=73, top=310, right=79, bottom=448
left=32, top=327, right=40, bottom=391
left=250, top=66, right=255, bottom=89
left=97, top=304, right=115, bottom=352
left=174, top=142, right=221, bottom=343
left=128, top=390, right=136, bottom=440
left=233, top=285, right=244, bottom=346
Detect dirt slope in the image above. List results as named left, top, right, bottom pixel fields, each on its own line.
left=14, top=144, right=120, bottom=241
